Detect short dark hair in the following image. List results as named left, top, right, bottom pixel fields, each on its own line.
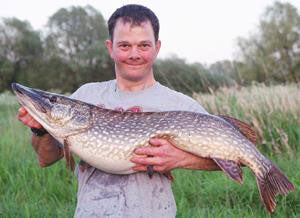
left=108, top=4, right=160, bottom=41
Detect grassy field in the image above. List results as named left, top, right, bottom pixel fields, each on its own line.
left=0, top=85, right=299, bottom=217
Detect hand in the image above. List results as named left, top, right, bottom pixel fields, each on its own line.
left=17, top=107, right=63, bottom=167
left=131, top=137, right=220, bottom=173
left=131, top=138, right=195, bottom=173
left=17, top=107, right=42, bottom=128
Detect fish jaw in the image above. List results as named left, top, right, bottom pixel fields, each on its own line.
left=12, top=83, right=52, bottom=128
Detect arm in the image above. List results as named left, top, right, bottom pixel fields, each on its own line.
left=131, top=138, right=220, bottom=173
left=18, top=107, right=63, bottom=167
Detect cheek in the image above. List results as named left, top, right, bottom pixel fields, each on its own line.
left=112, top=48, right=157, bottom=63
left=111, top=50, right=128, bottom=62
left=140, top=51, right=157, bottom=62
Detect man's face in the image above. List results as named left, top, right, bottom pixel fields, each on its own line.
left=106, top=19, right=161, bottom=82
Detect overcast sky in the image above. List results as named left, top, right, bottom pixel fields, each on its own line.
left=1, top=0, right=299, bottom=64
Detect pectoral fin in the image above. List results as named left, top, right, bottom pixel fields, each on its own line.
left=63, top=139, right=75, bottom=171
left=213, top=158, right=243, bottom=184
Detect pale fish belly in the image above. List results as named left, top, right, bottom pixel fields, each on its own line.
left=66, top=132, right=150, bottom=174
left=68, top=139, right=136, bottom=174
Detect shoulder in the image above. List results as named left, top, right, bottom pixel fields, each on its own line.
left=71, top=80, right=114, bottom=100
left=155, top=83, right=208, bottom=113
left=75, top=80, right=113, bottom=93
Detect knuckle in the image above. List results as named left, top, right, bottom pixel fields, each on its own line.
left=156, top=159, right=164, bottom=166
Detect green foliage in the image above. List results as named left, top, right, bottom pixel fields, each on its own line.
left=1, top=2, right=300, bottom=93
left=237, top=2, right=300, bottom=84
left=44, top=5, right=114, bottom=91
left=0, top=18, right=43, bottom=91
left=155, top=57, right=235, bottom=95
left=0, top=6, right=115, bottom=93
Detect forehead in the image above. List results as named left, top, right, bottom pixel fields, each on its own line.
left=113, top=19, right=155, bottom=42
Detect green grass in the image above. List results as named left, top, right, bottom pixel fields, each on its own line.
left=0, top=85, right=299, bottom=217
left=0, top=101, right=76, bottom=217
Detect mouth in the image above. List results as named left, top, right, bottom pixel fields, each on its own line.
left=11, top=83, right=24, bottom=95
left=125, top=61, right=146, bottom=66
left=11, top=83, right=50, bottom=113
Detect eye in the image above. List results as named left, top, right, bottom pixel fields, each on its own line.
left=119, top=44, right=130, bottom=50
left=49, top=96, right=57, bottom=103
left=139, top=43, right=151, bottom=51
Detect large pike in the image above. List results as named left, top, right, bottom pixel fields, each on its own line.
left=12, top=83, right=294, bottom=213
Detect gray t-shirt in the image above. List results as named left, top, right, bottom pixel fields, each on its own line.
left=71, top=80, right=207, bottom=218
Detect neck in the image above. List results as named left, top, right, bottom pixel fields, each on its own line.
left=116, top=75, right=156, bottom=92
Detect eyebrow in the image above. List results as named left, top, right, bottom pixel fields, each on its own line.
left=116, top=41, right=130, bottom=45
left=116, top=40, right=153, bottom=45
left=139, top=40, right=152, bottom=44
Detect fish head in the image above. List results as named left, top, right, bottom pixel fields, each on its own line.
left=12, top=83, right=92, bottom=137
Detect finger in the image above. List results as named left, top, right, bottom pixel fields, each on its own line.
left=130, top=156, right=162, bottom=166
left=132, top=165, right=147, bottom=171
left=18, top=107, right=28, bottom=116
left=131, top=154, right=148, bottom=158
left=28, top=118, right=43, bottom=128
left=134, top=146, right=161, bottom=156
left=149, top=138, right=170, bottom=146
left=132, top=165, right=166, bottom=174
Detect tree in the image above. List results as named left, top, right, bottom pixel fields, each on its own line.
left=209, top=60, right=241, bottom=84
left=237, top=1, right=300, bottom=83
left=45, top=5, right=113, bottom=91
left=155, top=56, right=234, bottom=95
left=0, top=18, right=43, bottom=90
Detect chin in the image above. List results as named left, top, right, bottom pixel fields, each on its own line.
left=123, top=74, right=146, bottom=82
left=121, top=69, right=149, bottom=81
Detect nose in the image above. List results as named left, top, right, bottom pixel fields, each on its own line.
left=129, top=47, right=141, bottom=60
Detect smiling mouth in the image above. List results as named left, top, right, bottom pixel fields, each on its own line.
left=126, top=63, right=145, bottom=68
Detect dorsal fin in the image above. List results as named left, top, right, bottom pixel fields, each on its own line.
left=219, top=115, right=257, bottom=145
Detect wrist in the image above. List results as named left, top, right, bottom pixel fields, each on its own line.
left=31, top=127, right=48, bottom=137
left=179, top=153, right=201, bottom=170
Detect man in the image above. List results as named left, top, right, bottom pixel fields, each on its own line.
left=18, top=4, right=219, bottom=217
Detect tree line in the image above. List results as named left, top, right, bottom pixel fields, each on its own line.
left=0, top=2, right=299, bottom=95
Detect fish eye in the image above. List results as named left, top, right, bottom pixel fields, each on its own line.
left=49, top=96, right=57, bottom=103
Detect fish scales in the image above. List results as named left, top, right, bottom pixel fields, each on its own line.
left=11, top=83, right=295, bottom=213
left=69, top=109, right=265, bottom=175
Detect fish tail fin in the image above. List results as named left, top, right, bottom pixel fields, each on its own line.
left=256, top=164, right=295, bottom=213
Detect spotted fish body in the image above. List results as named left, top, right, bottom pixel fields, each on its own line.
left=69, top=110, right=262, bottom=175
left=12, top=83, right=295, bottom=213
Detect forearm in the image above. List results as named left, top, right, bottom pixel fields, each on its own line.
left=31, top=134, right=64, bottom=167
left=179, top=153, right=220, bottom=171
left=132, top=138, right=221, bottom=173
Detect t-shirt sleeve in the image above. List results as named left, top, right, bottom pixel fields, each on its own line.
left=69, top=83, right=94, bottom=101
left=187, top=100, right=209, bottom=114
left=70, top=85, right=85, bottom=100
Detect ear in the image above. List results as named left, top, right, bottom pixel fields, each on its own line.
left=105, top=39, right=114, bottom=59
left=155, top=40, right=161, bottom=54
left=155, top=40, right=161, bottom=57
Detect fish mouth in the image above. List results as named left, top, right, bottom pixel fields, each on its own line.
left=11, top=83, right=51, bottom=114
